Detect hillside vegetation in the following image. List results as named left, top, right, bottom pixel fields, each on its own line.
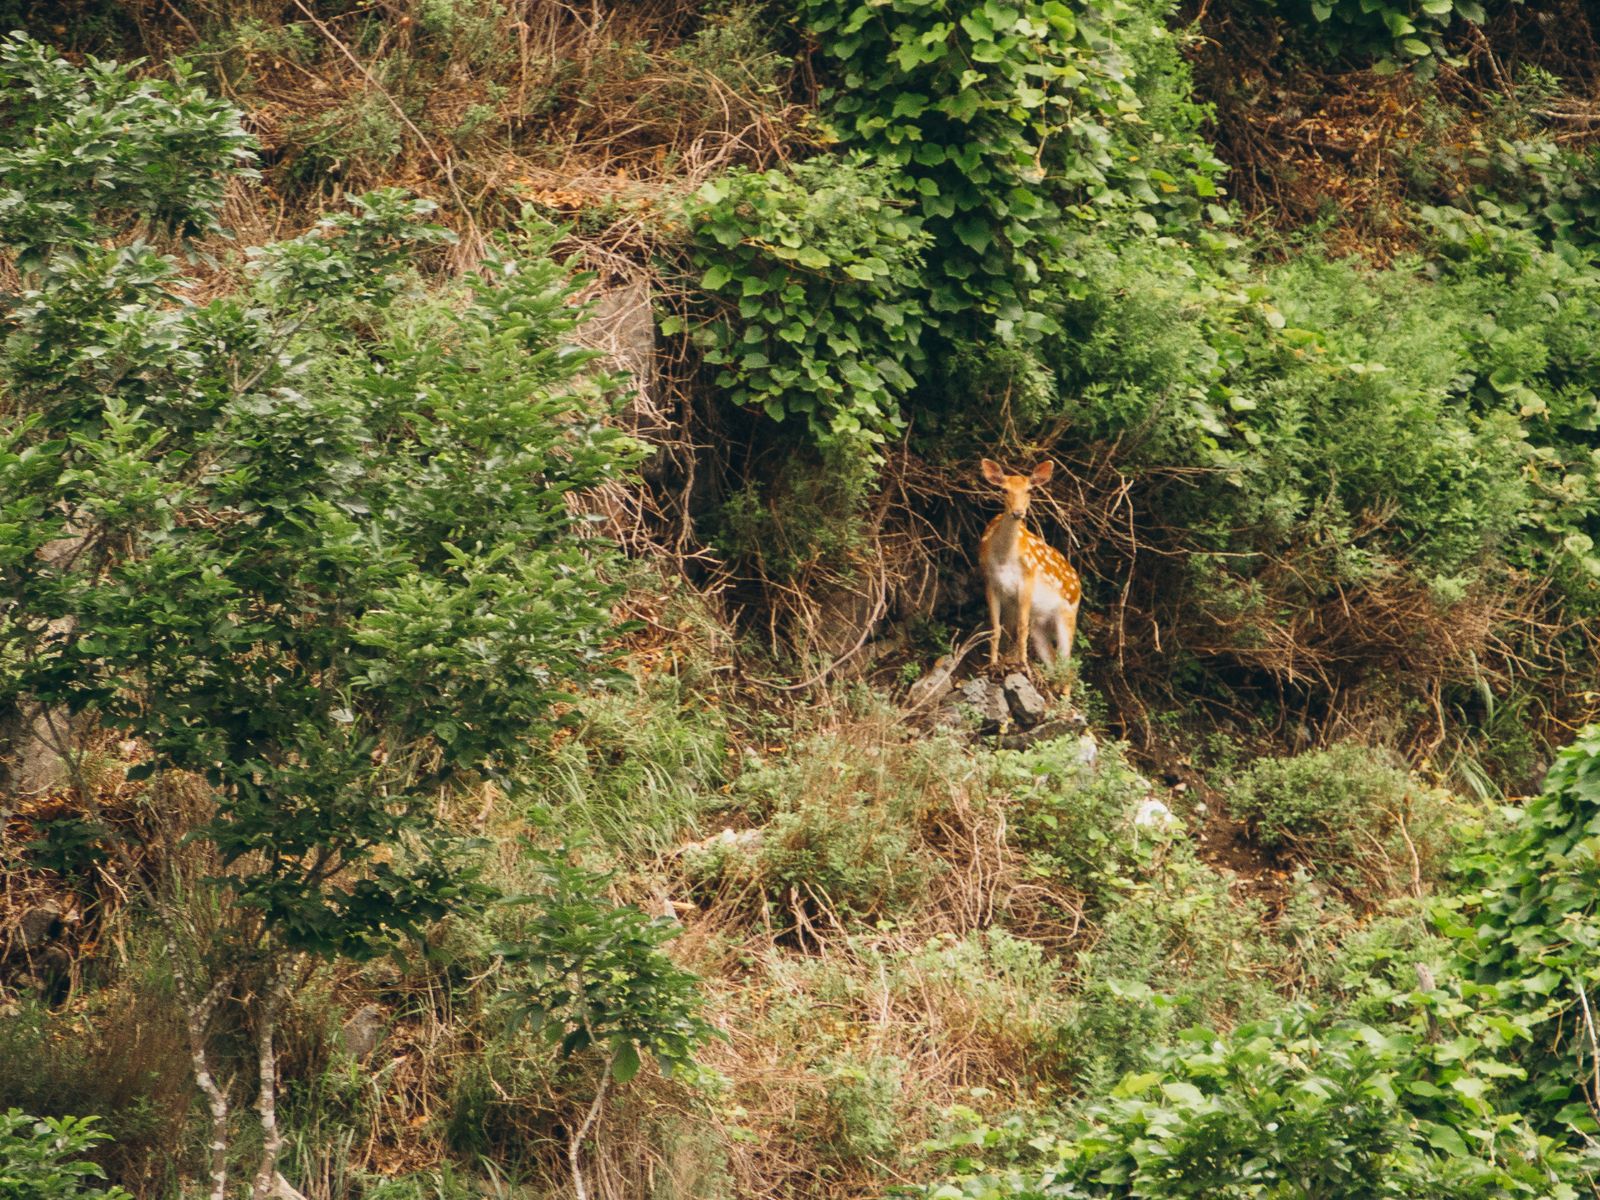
left=3, top=1, right=1600, bottom=1198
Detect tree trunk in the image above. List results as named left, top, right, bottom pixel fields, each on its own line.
left=568, top=1050, right=617, bottom=1200
left=168, top=943, right=232, bottom=1200
left=251, top=970, right=294, bottom=1200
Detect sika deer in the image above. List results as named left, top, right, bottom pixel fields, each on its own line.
left=978, top=459, right=1081, bottom=678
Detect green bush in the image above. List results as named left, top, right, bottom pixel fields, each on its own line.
left=1229, top=744, right=1459, bottom=894
left=808, top=1053, right=906, bottom=1164
left=0, top=33, right=253, bottom=267
left=922, top=1004, right=1583, bottom=1198
left=1448, top=725, right=1600, bottom=1138
left=667, top=155, right=930, bottom=460
left=500, top=853, right=716, bottom=1083
left=1272, top=0, right=1482, bottom=74
left=993, top=735, right=1151, bottom=900
left=799, top=0, right=1223, bottom=344
left=0, top=1111, right=130, bottom=1200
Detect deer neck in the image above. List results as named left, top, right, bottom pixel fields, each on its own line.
left=987, top=513, right=1027, bottom=565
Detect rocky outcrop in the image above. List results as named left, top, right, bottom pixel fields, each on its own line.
left=920, top=666, right=1087, bottom=750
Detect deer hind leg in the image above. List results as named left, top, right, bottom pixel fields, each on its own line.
left=987, top=582, right=1003, bottom=667
left=1030, top=618, right=1054, bottom=664
left=1057, top=607, right=1076, bottom=664
left=1056, top=607, right=1077, bottom=699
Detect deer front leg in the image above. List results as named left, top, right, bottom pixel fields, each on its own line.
left=987, top=581, right=1002, bottom=668
left=1016, top=575, right=1034, bottom=671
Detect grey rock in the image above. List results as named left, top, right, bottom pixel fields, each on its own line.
left=958, top=678, right=1009, bottom=732
left=18, top=902, right=63, bottom=949
left=906, top=656, right=960, bottom=712
left=1, top=705, right=75, bottom=800
left=992, top=713, right=1094, bottom=752
left=339, top=1004, right=386, bottom=1060
left=1002, top=673, right=1047, bottom=726
left=993, top=716, right=1085, bottom=750
left=578, top=277, right=660, bottom=442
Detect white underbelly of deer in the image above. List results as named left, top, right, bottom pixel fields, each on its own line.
left=990, top=572, right=1073, bottom=627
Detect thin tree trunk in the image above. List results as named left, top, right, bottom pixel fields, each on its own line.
left=568, top=1050, right=617, bottom=1200
left=251, top=969, right=294, bottom=1200
left=168, top=940, right=232, bottom=1200
left=192, top=1021, right=232, bottom=1200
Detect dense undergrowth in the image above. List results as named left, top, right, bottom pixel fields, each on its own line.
left=5, top=1, right=1600, bottom=1198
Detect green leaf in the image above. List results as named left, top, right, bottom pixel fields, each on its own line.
left=611, top=1042, right=642, bottom=1083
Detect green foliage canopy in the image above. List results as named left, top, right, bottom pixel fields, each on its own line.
left=0, top=32, right=639, bottom=962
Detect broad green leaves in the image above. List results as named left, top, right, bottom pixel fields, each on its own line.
left=1452, top=728, right=1600, bottom=1139
left=1287, top=0, right=1482, bottom=74
left=922, top=1005, right=1584, bottom=1198
left=670, top=157, right=930, bottom=458
left=0, top=34, right=255, bottom=270
left=500, top=852, right=717, bottom=1081
left=0, top=1111, right=130, bottom=1200
left=800, top=0, right=1226, bottom=342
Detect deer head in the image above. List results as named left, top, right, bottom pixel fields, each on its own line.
left=980, top=459, right=1054, bottom=520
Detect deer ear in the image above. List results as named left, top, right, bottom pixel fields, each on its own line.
left=980, top=458, right=1006, bottom=486
left=1029, top=460, right=1055, bottom=485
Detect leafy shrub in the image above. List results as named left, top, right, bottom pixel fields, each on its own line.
left=808, top=1053, right=906, bottom=1164
left=922, top=1004, right=1583, bottom=1198
left=1229, top=744, right=1460, bottom=895
left=282, top=91, right=407, bottom=192
left=799, top=0, right=1223, bottom=345
left=0, top=1111, right=130, bottom=1200
left=1274, top=0, right=1483, bottom=74
left=1448, top=726, right=1600, bottom=1138
left=667, top=3, right=789, bottom=93
left=993, top=735, right=1151, bottom=900
left=500, top=853, right=716, bottom=1083
left=1059, top=852, right=1293, bottom=1093
left=667, top=155, right=930, bottom=459
left=0, top=33, right=253, bottom=267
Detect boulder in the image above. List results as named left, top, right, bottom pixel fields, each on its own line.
left=18, top=902, right=63, bottom=949
left=339, top=1004, right=386, bottom=1060
left=993, top=716, right=1090, bottom=751
left=956, top=677, right=1010, bottom=733
left=1002, top=673, right=1047, bottom=726
left=1, top=706, right=75, bottom=799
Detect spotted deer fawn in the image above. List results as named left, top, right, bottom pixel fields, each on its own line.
left=979, top=459, right=1081, bottom=677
